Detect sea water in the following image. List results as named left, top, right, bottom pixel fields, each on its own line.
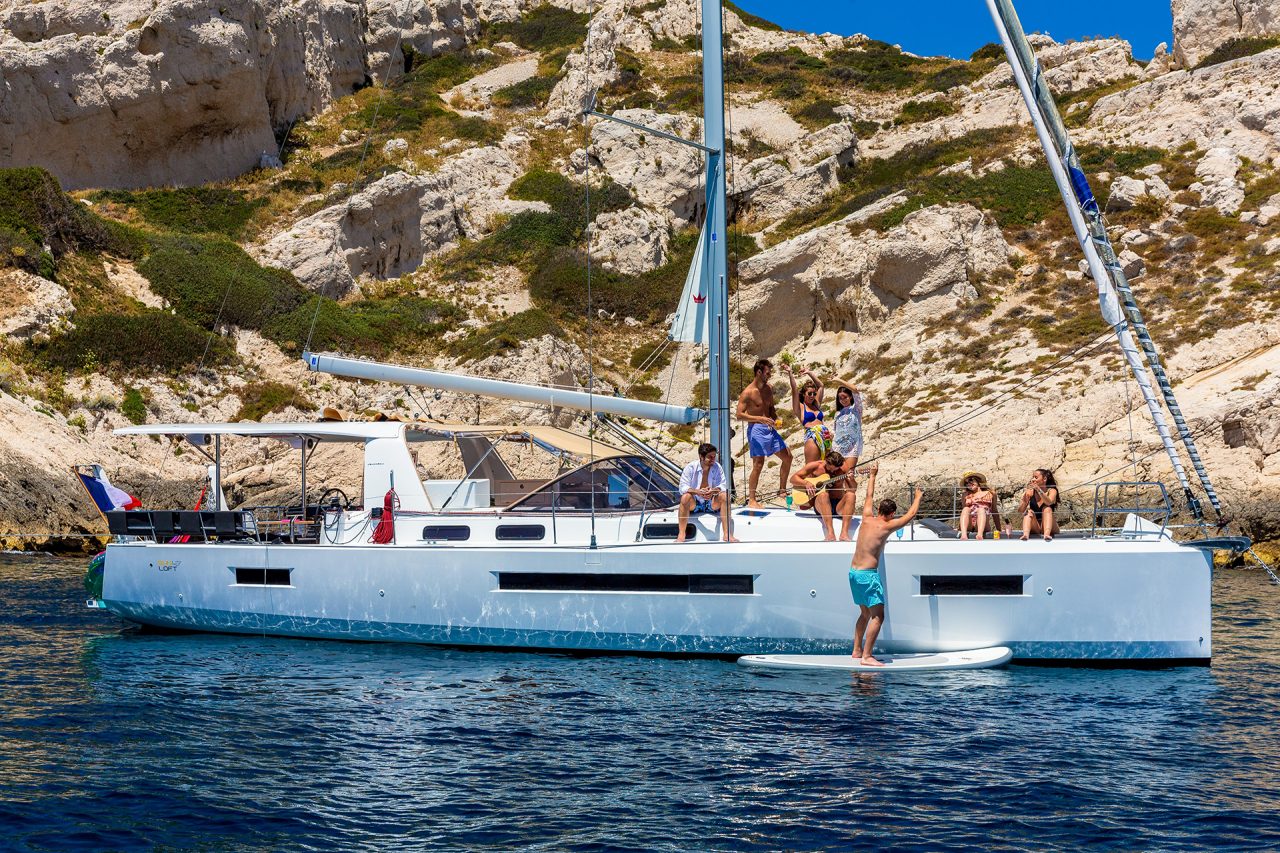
left=1, top=553, right=1278, bottom=851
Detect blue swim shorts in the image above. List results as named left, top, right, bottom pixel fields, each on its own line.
left=748, top=423, right=787, bottom=458
left=849, top=568, right=885, bottom=608
left=694, top=497, right=715, bottom=514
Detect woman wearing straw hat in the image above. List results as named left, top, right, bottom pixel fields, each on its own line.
left=959, top=471, right=997, bottom=540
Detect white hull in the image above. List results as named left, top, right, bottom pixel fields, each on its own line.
left=99, top=513, right=1213, bottom=664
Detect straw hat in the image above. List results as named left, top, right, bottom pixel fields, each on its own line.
left=960, top=470, right=990, bottom=488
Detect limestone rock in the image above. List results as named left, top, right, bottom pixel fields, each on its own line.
left=592, top=206, right=669, bottom=275
left=1172, top=0, right=1280, bottom=69
left=1084, top=50, right=1280, bottom=165
left=581, top=108, right=705, bottom=224
left=1118, top=249, right=1145, bottom=279
left=365, top=0, right=480, bottom=80
left=0, top=0, right=375, bottom=190
left=1106, top=176, right=1149, bottom=212
left=736, top=204, right=1010, bottom=355
left=254, top=170, right=464, bottom=297
left=1195, top=146, right=1245, bottom=214
left=0, top=270, right=74, bottom=340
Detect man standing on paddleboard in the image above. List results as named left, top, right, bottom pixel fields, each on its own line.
left=850, top=465, right=923, bottom=666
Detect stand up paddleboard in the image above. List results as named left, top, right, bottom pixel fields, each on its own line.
left=737, top=646, right=1013, bottom=673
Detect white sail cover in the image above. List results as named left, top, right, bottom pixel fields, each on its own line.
left=669, top=224, right=710, bottom=344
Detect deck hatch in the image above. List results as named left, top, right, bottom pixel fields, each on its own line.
left=422, top=525, right=471, bottom=541
left=495, top=524, right=546, bottom=541
left=920, top=575, right=1024, bottom=596
left=498, top=572, right=754, bottom=594
left=234, top=567, right=292, bottom=586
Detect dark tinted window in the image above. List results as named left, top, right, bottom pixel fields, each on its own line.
left=495, top=524, right=546, bottom=541
left=497, top=573, right=753, bottom=594
left=642, top=523, right=697, bottom=540
left=235, top=567, right=292, bottom=586
left=422, top=525, right=471, bottom=541
left=920, top=575, right=1024, bottom=595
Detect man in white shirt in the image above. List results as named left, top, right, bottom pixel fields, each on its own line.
left=676, top=442, right=737, bottom=543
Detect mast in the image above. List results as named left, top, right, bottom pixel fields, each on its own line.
left=700, top=0, right=732, bottom=464
left=985, top=0, right=1206, bottom=517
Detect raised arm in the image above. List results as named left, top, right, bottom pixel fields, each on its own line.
left=1017, top=485, right=1032, bottom=514
left=785, top=365, right=802, bottom=421
left=807, top=368, right=825, bottom=406
left=861, top=464, right=878, bottom=517
left=888, top=487, right=925, bottom=532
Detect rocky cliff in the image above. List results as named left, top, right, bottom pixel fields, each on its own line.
left=0, top=0, right=1278, bottom=552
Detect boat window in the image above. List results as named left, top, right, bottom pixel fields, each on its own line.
left=495, top=524, right=546, bottom=541
left=497, top=573, right=754, bottom=594
left=506, top=456, right=680, bottom=512
left=234, top=567, right=292, bottom=586
left=920, top=575, right=1024, bottom=596
left=642, top=523, right=696, bottom=540
left=422, top=525, right=471, bottom=541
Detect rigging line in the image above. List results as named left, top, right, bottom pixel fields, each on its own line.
left=197, top=270, right=236, bottom=374
left=584, top=0, right=597, bottom=547
left=304, top=0, right=410, bottom=355
left=860, top=329, right=1116, bottom=465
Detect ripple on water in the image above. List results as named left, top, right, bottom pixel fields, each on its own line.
left=1, top=555, right=1278, bottom=851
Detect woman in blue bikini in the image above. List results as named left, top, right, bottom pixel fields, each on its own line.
left=787, top=364, right=832, bottom=466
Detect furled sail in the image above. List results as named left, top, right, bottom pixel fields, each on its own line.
left=669, top=222, right=710, bottom=345
left=986, top=0, right=1219, bottom=519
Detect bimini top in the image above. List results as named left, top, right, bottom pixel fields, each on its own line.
left=114, top=420, right=626, bottom=461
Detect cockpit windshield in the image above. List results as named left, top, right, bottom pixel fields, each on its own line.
left=506, top=455, right=680, bottom=512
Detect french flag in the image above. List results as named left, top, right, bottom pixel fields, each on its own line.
left=76, top=465, right=141, bottom=514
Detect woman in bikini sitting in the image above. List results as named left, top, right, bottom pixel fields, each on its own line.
left=1018, top=467, right=1061, bottom=541
left=959, top=471, right=996, bottom=540
left=786, top=364, right=832, bottom=466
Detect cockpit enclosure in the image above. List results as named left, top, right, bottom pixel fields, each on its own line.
left=505, top=456, right=681, bottom=513
left=112, top=420, right=665, bottom=522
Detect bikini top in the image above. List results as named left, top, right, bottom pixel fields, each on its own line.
left=965, top=493, right=993, bottom=510
left=802, top=407, right=824, bottom=426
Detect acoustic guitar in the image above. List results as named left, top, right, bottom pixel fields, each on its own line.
left=789, top=470, right=857, bottom=508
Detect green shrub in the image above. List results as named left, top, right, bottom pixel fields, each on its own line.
left=121, top=387, right=147, bottom=424
left=491, top=75, right=557, bottom=108
left=630, top=341, right=672, bottom=371
left=89, top=187, right=266, bottom=239
left=629, top=383, right=663, bottom=402
left=692, top=361, right=755, bottom=409
left=37, top=310, right=234, bottom=375
left=265, top=295, right=462, bottom=357
left=725, top=0, right=783, bottom=31
left=970, top=43, right=1005, bottom=62
left=0, top=167, right=136, bottom=268
left=446, top=308, right=565, bottom=361
left=795, top=98, right=841, bottom=129
left=826, top=41, right=926, bottom=91
left=1194, top=36, right=1280, bottom=70
left=487, top=5, right=589, bottom=51
left=234, top=381, right=315, bottom=421
left=920, top=63, right=988, bottom=92
left=895, top=98, right=959, bottom=125
left=137, top=234, right=308, bottom=330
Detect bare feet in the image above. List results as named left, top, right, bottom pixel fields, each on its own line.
left=1044, top=535, right=1053, bottom=542
left=824, top=533, right=836, bottom=542
left=860, top=656, right=885, bottom=667
left=726, top=535, right=740, bottom=543
left=675, top=536, right=686, bottom=543
left=852, top=648, right=863, bottom=659
left=747, top=499, right=763, bottom=509
left=960, top=533, right=969, bottom=540
left=839, top=533, right=853, bottom=542
left=1019, top=535, right=1029, bottom=541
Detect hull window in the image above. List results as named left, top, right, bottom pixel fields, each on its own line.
left=497, top=573, right=754, bottom=594
left=920, top=575, right=1024, bottom=596
left=234, top=567, right=292, bottom=586
left=642, top=523, right=697, bottom=540
left=495, top=524, right=546, bottom=541
left=422, top=525, right=471, bottom=541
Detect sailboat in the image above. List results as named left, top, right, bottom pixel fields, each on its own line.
left=87, top=0, right=1246, bottom=664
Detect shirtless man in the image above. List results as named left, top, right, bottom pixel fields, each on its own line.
left=735, top=358, right=793, bottom=508
left=788, top=451, right=857, bottom=542
left=849, top=465, right=923, bottom=666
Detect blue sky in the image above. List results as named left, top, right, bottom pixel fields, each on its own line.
left=732, top=1, right=1174, bottom=61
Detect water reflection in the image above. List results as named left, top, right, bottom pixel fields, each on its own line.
left=0, top=555, right=1278, bottom=850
